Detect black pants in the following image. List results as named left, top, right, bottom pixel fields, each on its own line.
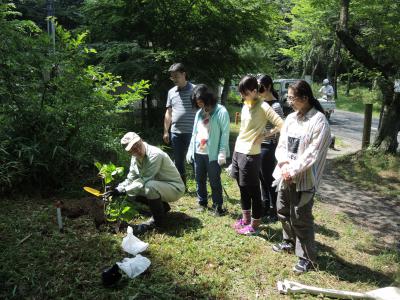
left=259, top=142, right=278, bottom=217
left=231, top=151, right=263, bottom=219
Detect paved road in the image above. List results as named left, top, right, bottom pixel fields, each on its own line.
left=329, top=109, right=400, bottom=151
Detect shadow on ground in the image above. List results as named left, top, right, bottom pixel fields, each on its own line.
left=317, top=242, right=397, bottom=287
left=318, top=159, right=400, bottom=248
left=160, top=211, right=203, bottom=237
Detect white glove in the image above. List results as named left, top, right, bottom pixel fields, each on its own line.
left=217, top=152, right=226, bottom=166
left=125, top=180, right=144, bottom=197
left=186, top=151, right=193, bottom=164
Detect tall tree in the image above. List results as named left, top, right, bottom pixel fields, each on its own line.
left=82, top=0, right=281, bottom=95
left=280, top=0, right=339, bottom=81
left=336, top=0, right=400, bottom=153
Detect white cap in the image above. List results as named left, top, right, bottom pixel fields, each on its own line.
left=323, top=79, right=329, bottom=85
left=120, top=132, right=141, bottom=151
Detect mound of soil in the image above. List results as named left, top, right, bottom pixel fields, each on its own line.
left=59, top=196, right=106, bottom=228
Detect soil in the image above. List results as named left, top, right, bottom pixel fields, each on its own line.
left=59, top=196, right=106, bottom=228
left=318, top=137, right=400, bottom=248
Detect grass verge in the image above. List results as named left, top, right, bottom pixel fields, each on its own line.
left=1, top=168, right=399, bottom=299
left=332, top=150, right=400, bottom=198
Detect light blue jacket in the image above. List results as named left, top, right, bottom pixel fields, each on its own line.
left=187, top=104, right=230, bottom=162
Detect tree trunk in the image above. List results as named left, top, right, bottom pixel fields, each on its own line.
left=311, top=59, right=320, bottom=82
left=336, top=0, right=399, bottom=153
left=302, top=47, right=314, bottom=79
left=220, top=76, right=231, bottom=106
left=346, top=73, right=351, bottom=96
left=332, top=0, right=350, bottom=100
left=141, top=97, right=146, bottom=130
left=339, top=0, right=350, bottom=30
left=146, top=94, right=154, bottom=127
left=332, top=39, right=341, bottom=99
left=373, top=79, right=400, bottom=152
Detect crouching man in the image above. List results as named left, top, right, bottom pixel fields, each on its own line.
left=106, top=132, right=185, bottom=233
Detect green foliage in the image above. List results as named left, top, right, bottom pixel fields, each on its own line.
left=226, top=91, right=242, bottom=106
left=117, top=79, right=150, bottom=109
left=94, top=161, right=124, bottom=186
left=82, top=0, right=282, bottom=87
left=105, top=197, right=138, bottom=223
left=279, top=0, right=339, bottom=77
left=94, top=161, right=138, bottom=223
left=0, top=4, right=148, bottom=192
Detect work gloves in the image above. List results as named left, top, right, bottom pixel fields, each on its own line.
left=186, top=151, right=193, bottom=164
left=104, top=187, right=123, bottom=198
left=217, top=152, right=226, bottom=166
left=187, top=151, right=226, bottom=165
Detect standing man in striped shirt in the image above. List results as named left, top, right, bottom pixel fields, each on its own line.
left=272, top=80, right=331, bottom=274
left=163, top=63, right=196, bottom=188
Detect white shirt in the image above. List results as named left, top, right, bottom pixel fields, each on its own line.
left=273, top=108, right=331, bottom=191
left=319, top=85, right=334, bottom=100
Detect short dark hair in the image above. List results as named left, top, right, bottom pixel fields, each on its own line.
left=289, top=80, right=325, bottom=114
left=191, top=84, right=218, bottom=108
left=168, top=63, right=186, bottom=73
left=238, top=75, right=258, bottom=95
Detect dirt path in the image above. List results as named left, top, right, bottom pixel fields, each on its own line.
left=317, top=137, right=400, bottom=248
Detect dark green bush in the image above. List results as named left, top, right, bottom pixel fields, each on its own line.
left=0, top=4, right=147, bottom=193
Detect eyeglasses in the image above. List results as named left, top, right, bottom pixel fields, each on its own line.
left=287, top=95, right=302, bottom=102
left=169, top=73, right=183, bottom=80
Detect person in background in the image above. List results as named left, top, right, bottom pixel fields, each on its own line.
left=319, top=78, right=334, bottom=101
left=106, top=132, right=185, bottom=234
left=163, top=63, right=196, bottom=188
left=186, top=84, right=230, bottom=216
left=272, top=80, right=331, bottom=273
left=258, top=75, right=284, bottom=223
left=231, top=75, right=283, bottom=235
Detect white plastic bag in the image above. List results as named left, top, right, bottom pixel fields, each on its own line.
left=121, top=226, right=149, bottom=255
left=116, top=255, right=151, bottom=279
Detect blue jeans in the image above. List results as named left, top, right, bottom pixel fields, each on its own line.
left=194, top=153, right=223, bottom=207
left=171, top=132, right=192, bottom=179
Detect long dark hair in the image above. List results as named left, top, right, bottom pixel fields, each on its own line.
left=289, top=80, right=325, bottom=114
left=258, top=74, right=279, bottom=100
left=238, top=75, right=258, bottom=95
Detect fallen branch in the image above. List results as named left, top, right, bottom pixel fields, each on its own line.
left=17, top=234, right=32, bottom=245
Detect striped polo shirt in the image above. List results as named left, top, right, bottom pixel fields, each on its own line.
left=166, top=82, right=196, bottom=134
left=273, top=108, right=331, bottom=191
left=262, top=100, right=284, bottom=144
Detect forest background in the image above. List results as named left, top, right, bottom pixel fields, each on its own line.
left=1, top=0, right=399, bottom=193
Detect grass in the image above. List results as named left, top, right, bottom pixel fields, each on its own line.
left=332, top=150, right=400, bottom=198
left=1, top=103, right=399, bottom=299
left=1, top=166, right=399, bottom=299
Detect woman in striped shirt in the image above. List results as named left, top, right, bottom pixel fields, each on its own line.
left=272, top=80, right=331, bottom=274
left=257, top=75, right=284, bottom=223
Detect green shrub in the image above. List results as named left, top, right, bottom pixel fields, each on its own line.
left=0, top=5, right=148, bottom=193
